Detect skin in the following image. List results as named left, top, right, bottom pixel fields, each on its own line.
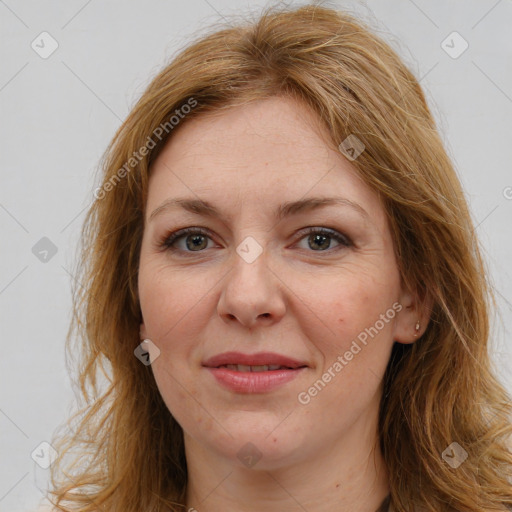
left=138, top=96, right=429, bottom=512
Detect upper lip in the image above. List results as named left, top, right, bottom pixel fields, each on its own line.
left=202, top=351, right=308, bottom=369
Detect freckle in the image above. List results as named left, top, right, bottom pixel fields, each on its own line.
left=336, top=484, right=340, bottom=488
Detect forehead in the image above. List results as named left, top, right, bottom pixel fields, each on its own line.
left=154, top=97, right=332, bottom=172
left=147, top=96, right=382, bottom=223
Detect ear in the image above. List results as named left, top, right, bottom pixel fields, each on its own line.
left=393, top=286, right=433, bottom=344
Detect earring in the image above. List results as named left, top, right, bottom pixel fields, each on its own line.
left=414, top=320, right=420, bottom=336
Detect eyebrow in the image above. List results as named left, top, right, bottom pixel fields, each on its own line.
left=149, top=196, right=370, bottom=223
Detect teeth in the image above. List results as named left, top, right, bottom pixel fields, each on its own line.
left=220, top=364, right=289, bottom=372
left=251, top=365, right=268, bottom=372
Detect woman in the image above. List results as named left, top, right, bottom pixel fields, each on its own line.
left=44, top=4, right=512, bottom=511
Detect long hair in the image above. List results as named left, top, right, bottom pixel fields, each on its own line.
left=47, top=3, right=512, bottom=511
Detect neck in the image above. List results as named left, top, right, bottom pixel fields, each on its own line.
left=184, top=405, right=389, bottom=512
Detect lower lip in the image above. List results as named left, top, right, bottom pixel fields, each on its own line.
left=205, top=367, right=306, bottom=393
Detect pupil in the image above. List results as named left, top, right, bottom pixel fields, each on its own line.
left=310, top=233, right=330, bottom=250
left=187, top=235, right=207, bottom=250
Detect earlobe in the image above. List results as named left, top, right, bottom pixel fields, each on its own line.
left=395, top=316, right=424, bottom=345
left=393, top=288, right=432, bottom=344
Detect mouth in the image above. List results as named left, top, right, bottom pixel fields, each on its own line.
left=202, top=351, right=309, bottom=370
left=202, top=352, right=309, bottom=393
left=216, top=364, right=304, bottom=372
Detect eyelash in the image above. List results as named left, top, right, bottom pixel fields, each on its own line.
left=159, top=226, right=353, bottom=256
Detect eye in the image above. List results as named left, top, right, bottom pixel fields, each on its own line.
left=294, top=227, right=352, bottom=252
left=160, top=226, right=352, bottom=256
left=160, top=227, right=216, bottom=254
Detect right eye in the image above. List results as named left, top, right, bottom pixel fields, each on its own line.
left=160, top=227, right=217, bottom=255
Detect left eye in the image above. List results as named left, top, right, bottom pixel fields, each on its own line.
left=295, top=228, right=352, bottom=252
left=161, top=227, right=352, bottom=254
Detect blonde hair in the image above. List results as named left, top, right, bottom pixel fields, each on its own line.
left=48, top=3, right=512, bottom=511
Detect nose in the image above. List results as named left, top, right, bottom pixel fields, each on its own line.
left=216, top=245, right=286, bottom=329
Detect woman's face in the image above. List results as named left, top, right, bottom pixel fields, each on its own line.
left=138, top=96, right=417, bottom=469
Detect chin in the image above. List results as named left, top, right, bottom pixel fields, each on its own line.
left=208, top=421, right=308, bottom=470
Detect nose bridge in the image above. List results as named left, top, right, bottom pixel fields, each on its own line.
left=217, top=235, right=285, bottom=327
left=228, top=236, right=272, bottom=302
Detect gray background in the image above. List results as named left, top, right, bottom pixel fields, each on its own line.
left=1, top=1, right=511, bottom=510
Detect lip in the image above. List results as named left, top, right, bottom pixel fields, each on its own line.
left=202, top=351, right=309, bottom=394
left=205, top=367, right=307, bottom=393
left=202, top=351, right=308, bottom=369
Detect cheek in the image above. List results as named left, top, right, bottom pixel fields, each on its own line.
left=308, top=270, right=396, bottom=328
left=138, top=260, right=210, bottom=342
left=295, top=265, right=399, bottom=369
left=138, top=261, right=220, bottom=402
left=151, top=359, right=209, bottom=438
